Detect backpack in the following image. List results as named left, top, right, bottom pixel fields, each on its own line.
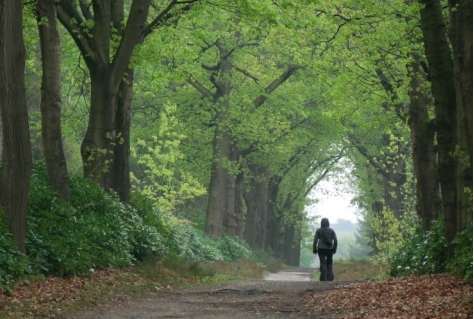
left=320, top=229, right=331, bottom=245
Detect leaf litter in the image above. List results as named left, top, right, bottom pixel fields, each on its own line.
left=304, top=273, right=472, bottom=318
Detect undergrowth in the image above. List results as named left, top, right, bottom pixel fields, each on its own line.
left=0, top=162, right=282, bottom=292
left=388, top=215, right=472, bottom=283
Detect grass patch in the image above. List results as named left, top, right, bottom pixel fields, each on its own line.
left=313, top=259, right=389, bottom=281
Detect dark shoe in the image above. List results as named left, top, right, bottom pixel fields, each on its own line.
left=327, top=263, right=334, bottom=281
left=319, top=263, right=327, bottom=281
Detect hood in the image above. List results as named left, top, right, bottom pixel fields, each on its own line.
left=321, top=218, right=330, bottom=227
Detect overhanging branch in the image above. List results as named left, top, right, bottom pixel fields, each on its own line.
left=187, top=77, right=214, bottom=100
left=253, top=65, right=300, bottom=107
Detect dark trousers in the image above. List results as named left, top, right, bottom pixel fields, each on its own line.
left=318, top=248, right=334, bottom=281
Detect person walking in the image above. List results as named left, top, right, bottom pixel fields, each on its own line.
left=313, top=217, right=338, bottom=281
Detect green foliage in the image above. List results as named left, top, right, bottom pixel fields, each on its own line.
left=27, top=164, right=134, bottom=276
left=371, top=209, right=418, bottom=263
left=388, top=215, right=447, bottom=277
left=0, top=218, right=28, bottom=291
left=165, top=220, right=252, bottom=263
left=130, top=103, right=206, bottom=213
left=65, top=176, right=134, bottom=269
left=167, top=221, right=224, bottom=262
left=448, top=227, right=473, bottom=283
left=25, top=163, right=174, bottom=278
left=218, top=234, right=252, bottom=262
left=128, top=191, right=170, bottom=260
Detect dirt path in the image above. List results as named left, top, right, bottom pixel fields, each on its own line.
left=64, top=268, right=349, bottom=319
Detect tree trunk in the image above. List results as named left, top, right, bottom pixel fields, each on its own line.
left=448, top=0, right=473, bottom=167
left=204, top=46, right=233, bottom=239
left=282, top=223, right=301, bottom=266
left=244, top=165, right=270, bottom=248
left=266, top=179, right=285, bottom=259
left=407, top=59, right=440, bottom=230
left=37, top=0, right=70, bottom=203
left=448, top=0, right=473, bottom=232
left=255, top=168, right=270, bottom=249
left=205, top=119, right=231, bottom=238
left=418, top=0, right=458, bottom=256
left=81, top=68, right=116, bottom=188
left=233, top=171, right=244, bottom=239
left=223, top=145, right=239, bottom=237
left=113, top=68, right=133, bottom=202
left=224, top=146, right=244, bottom=239
left=0, top=0, right=32, bottom=253
left=282, top=224, right=293, bottom=265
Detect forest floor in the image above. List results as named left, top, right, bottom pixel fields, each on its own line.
left=0, top=266, right=471, bottom=319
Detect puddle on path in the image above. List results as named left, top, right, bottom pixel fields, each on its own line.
left=264, top=268, right=315, bottom=282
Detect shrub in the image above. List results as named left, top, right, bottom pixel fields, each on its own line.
left=448, top=226, right=473, bottom=283
left=167, top=221, right=223, bottom=261
left=26, top=163, right=134, bottom=276
left=26, top=164, right=96, bottom=276
left=218, top=234, right=251, bottom=262
left=126, top=192, right=169, bottom=260
left=388, top=215, right=447, bottom=277
left=0, top=218, right=27, bottom=291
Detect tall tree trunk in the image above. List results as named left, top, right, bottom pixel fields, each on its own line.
left=113, top=68, right=133, bottom=202
left=0, top=0, right=32, bottom=253
left=205, top=117, right=231, bottom=238
left=418, top=0, right=458, bottom=256
left=224, top=146, right=244, bottom=238
left=255, top=168, right=270, bottom=249
left=204, top=45, right=233, bottom=239
left=244, top=165, right=269, bottom=248
left=266, top=181, right=282, bottom=255
left=37, top=0, right=70, bottom=203
left=223, top=145, right=238, bottom=237
left=233, top=171, right=244, bottom=239
left=448, top=0, right=473, bottom=232
left=448, top=0, right=473, bottom=167
left=282, top=223, right=301, bottom=266
left=282, top=224, right=294, bottom=265
left=0, top=112, right=2, bottom=159
left=81, top=68, right=116, bottom=188
left=407, top=59, right=440, bottom=230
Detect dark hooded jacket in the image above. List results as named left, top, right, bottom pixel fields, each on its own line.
left=313, top=218, right=338, bottom=252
